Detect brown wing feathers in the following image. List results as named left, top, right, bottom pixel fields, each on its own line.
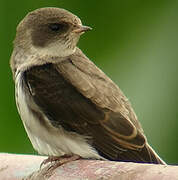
left=24, top=52, right=164, bottom=164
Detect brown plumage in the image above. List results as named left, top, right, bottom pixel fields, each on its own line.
left=10, top=7, right=165, bottom=165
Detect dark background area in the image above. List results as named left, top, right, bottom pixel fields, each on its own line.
left=0, top=0, right=178, bottom=164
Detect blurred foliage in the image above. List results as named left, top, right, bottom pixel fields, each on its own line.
left=0, top=0, right=177, bottom=164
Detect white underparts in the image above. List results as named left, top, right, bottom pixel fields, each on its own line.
left=15, top=71, right=102, bottom=159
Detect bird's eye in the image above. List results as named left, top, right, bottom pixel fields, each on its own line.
left=48, top=23, right=64, bottom=32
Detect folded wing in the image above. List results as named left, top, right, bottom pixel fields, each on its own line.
left=24, top=48, right=164, bottom=163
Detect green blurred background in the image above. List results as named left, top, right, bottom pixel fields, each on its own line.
left=0, top=0, right=177, bottom=164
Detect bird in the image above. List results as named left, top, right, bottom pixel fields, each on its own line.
left=10, top=7, right=165, bottom=169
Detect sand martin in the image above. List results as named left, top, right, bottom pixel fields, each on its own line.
left=10, top=7, right=165, bottom=167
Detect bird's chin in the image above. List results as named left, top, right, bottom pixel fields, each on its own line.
left=71, top=36, right=80, bottom=47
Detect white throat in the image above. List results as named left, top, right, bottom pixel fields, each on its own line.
left=33, top=41, right=76, bottom=57
left=12, top=41, right=76, bottom=74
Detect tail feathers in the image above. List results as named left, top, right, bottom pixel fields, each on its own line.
left=116, top=143, right=166, bottom=164
left=100, top=143, right=166, bottom=164
left=145, top=143, right=166, bottom=165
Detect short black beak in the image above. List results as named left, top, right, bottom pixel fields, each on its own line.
left=72, top=25, right=92, bottom=33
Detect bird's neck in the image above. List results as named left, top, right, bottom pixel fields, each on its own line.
left=11, top=45, right=77, bottom=79
left=32, top=42, right=77, bottom=58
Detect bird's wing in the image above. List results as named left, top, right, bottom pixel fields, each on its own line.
left=24, top=48, right=162, bottom=163
left=58, top=48, right=143, bottom=128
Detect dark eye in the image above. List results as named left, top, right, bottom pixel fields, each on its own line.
left=48, top=23, right=64, bottom=32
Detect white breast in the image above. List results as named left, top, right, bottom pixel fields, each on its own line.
left=15, top=70, right=102, bottom=159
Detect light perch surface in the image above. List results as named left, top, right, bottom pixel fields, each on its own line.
left=0, top=153, right=177, bottom=180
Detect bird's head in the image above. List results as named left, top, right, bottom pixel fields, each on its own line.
left=14, top=7, right=91, bottom=57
